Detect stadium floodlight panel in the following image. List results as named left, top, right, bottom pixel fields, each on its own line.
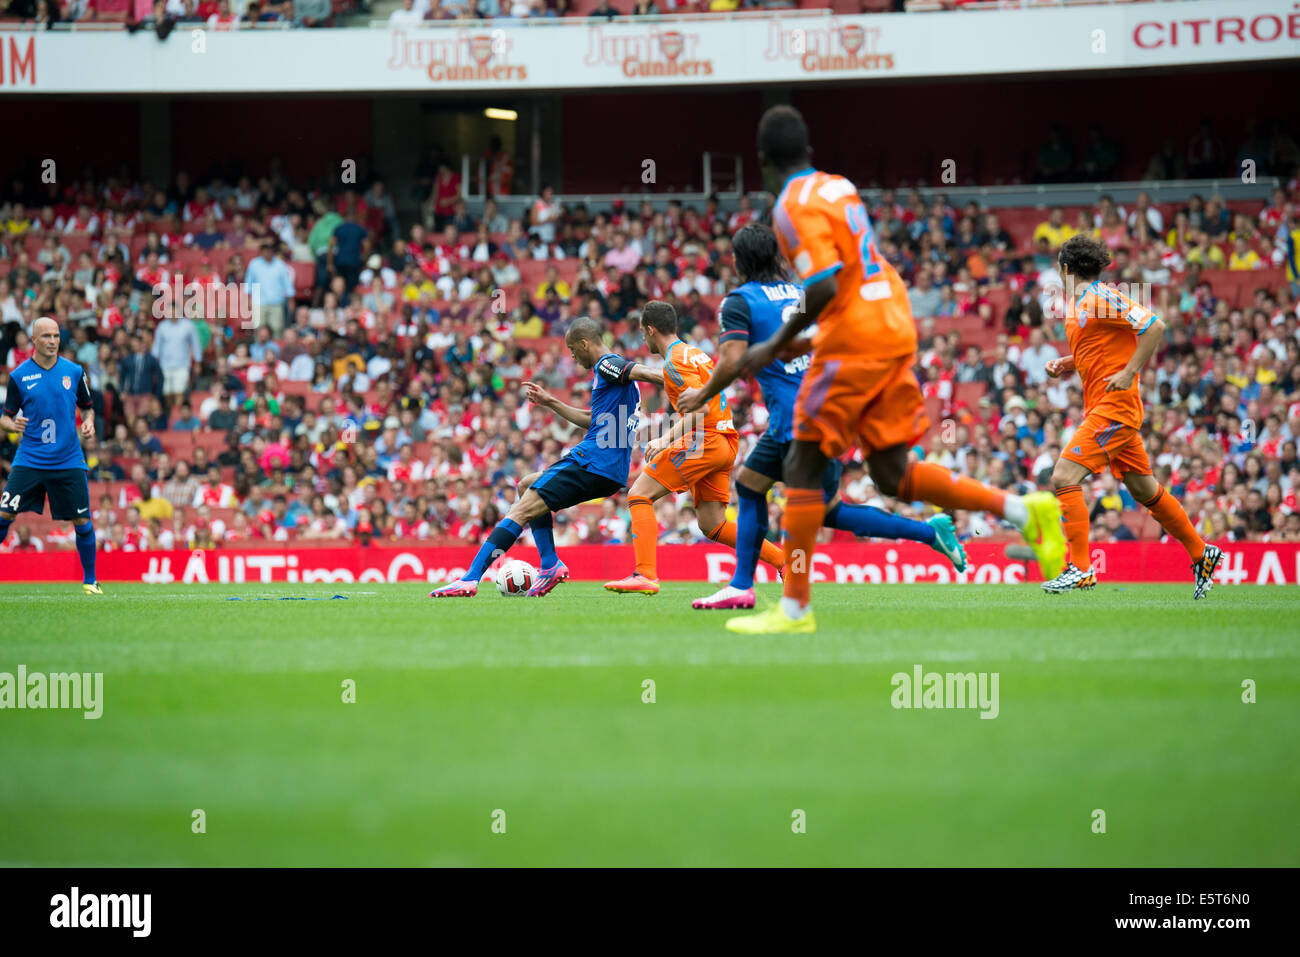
left=484, top=108, right=518, bottom=122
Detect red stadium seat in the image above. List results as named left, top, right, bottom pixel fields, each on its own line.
left=291, top=261, right=316, bottom=297
left=63, top=234, right=93, bottom=260
left=953, top=380, right=987, bottom=409
left=191, top=431, right=235, bottom=461
left=157, top=431, right=194, bottom=460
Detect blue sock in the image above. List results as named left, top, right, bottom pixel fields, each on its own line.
left=729, top=484, right=767, bottom=590
left=0, top=516, right=11, bottom=547
left=465, top=518, right=522, bottom=582
left=824, top=502, right=936, bottom=545
left=75, top=523, right=97, bottom=585
left=530, top=514, right=559, bottom=569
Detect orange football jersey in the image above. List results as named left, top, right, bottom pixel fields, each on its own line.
left=1065, top=280, right=1157, bottom=430
left=663, top=340, right=733, bottom=434
left=771, top=168, right=916, bottom=361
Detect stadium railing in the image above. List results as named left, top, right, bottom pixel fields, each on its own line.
left=470, top=178, right=1280, bottom=223
left=367, top=8, right=832, bottom=28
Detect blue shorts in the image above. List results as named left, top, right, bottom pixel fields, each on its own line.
left=744, top=432, right=842, bottom=503
left=531, top=457, right=623, bottom=513
left=1, top=466, right=91, bottom=521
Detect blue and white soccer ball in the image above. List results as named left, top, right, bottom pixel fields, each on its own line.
left=496, top=559, right=536, bottom=597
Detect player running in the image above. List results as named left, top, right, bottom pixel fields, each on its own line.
left=1044, top=234, right=1223, bottom=598
left=429, top=316, right=662, bottom=598
left=603, top=300, right=787, bottom=596
left=677, top=223, right=967, bottom=610
left=0, top=316, right=102, bottom=594
left=725, top=106, right=1065, bottom=634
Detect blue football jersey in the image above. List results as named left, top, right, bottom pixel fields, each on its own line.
left=718, top=280, right=808, bottom=443
left=564, top=353, right=641, bottom=485
left=3, top=357, right=92, bottom=470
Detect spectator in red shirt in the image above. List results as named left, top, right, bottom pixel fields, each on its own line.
left=430, top=163, right=461, bottom=232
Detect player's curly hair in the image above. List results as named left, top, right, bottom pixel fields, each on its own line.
left=1057, top=234, right=1111, bottom=280
left=732, top=223, right=786, bottom=284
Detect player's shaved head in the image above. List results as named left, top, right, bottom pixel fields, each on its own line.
left=758, top=105, right=810, bottom=170
left=564, top=316, right=604, bottom=347
left=563, top=316, right=606, bottom=370
left=30, top=316, right=61, bottom=363
left=639, top=300, right=678, bottom=337
left=732, top=223, right=784, bottom=284
left=1058, top=234, right=1111, bottom=280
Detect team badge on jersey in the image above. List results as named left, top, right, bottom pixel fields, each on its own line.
left=62, top=376, right=72, bottom=390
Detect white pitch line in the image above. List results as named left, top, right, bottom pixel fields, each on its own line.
left=21, top=645, right=1291, bottom=676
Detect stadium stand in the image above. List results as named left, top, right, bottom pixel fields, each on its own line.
left=3, top=0, right=1202, bottom=29
left=2, top=156, right=1297, bottom=557
left=2, top=0, right=1299, bottom=561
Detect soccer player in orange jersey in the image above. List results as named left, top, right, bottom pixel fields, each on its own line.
left=604, top=300, right=787, bottom=595
left=1044, top=234, right=1223, bottom=598
left=726, top=106, right=1066, bottom=634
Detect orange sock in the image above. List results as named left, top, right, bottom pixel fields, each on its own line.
left=898, top=461, right=1008, bottom=517
left=1142, top=486, right=1205, bottom=560
left=706, top=519, right=785, bottom=571
left=628, top=495, right=659, bottom=579
left=782, top=488, right=825, bottom=606
left=1055, top=485, right=1091, bottom=570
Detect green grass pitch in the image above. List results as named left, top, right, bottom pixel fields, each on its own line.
left=1, top=581, right=1296, bottom=866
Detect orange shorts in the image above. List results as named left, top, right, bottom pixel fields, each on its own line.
left=1061, top=413, right=1152, bottom=479
left=793, top=353, right=928, bottom=459
left=643, top=430, right=738, bottom=504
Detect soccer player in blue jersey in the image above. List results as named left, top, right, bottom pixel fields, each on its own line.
left=430, top=316, right=662, bottom=598
left=677, top=224, right=967, bottom=610
left=0, top=317, right=102, bottom=594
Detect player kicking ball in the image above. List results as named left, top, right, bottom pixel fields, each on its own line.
left=604, top=300, right=787, bottom=596
left=725, top=106, right=1065, bottom=634
left=677, top=223, right=967, bottom=611
left=429, top=317, right=662, bottom=598
left=1043, top=235, right=1223, bottom=599
left=0, top=317, right=103, bottom=594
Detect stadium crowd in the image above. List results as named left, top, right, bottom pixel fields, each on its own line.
left=1, top=157, right=1298, bottom=556
left=7, top=0, right=858, bottom=29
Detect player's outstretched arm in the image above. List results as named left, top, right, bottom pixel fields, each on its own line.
left=524, top=380, right=592, bottom=429
left=628, top=364, right=664, bottom=386
left=548, top=400, right=593, bottom=430
left=1045, top=355, right=1076, bottom=378
left=645, top=408, right=702, bottom=461
left=678, top=339, right=746, bottom=414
